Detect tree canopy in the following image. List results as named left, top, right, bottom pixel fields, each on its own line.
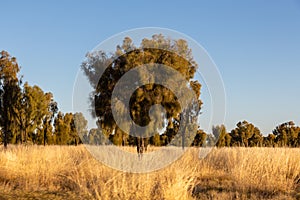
left=81, top=34, right=202, bottom=147
left=0, top=51, right=86, bottom=147
left=1, top=49, right=300, bottom=148
left=0, top=51, right=21, bottom=147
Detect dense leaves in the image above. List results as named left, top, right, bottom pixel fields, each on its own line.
left=1, top=49, right=300, bottom=148
left=0, top=51, right=21, bottom=147
left=82, top=35, right=202, bottom=148
left=0, top=51, right=85, bottom=147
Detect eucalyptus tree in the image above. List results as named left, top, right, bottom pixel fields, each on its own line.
left=13, top=83, right=55, bottom=144
left=0, top=51, right=21, bottom=148
left=212, top=125, right=231, bottom=147
left=273, top=121, right=300, bottom=147
left=81, top=35, right=202, bottom=152
left=230, top=120, right=262, bottom=147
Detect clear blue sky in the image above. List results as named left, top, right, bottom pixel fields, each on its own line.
left=1, top=0, right=300, bottom=135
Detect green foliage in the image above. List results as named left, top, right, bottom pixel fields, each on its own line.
left=263, top=134, right=276, bottom=147
left=212, top=125, right=230, bottom=147
left=150, top=133, right=161, bottom=146
left=54, top=112, right=83, bottom=145
left=13, top=83, right=55, bottom=144
left=0, top=51, right=21, bottom=148
left=230, top=121, right=262, bottom=147
left=191, top=129, right=207, bottom=147
left=273, top=121, right=300, bottom=147
left=79, top=36, right=300, bottom=149
left=82, top=35, right=202, bottom=148
left=1, top=50, right=300, bottom=148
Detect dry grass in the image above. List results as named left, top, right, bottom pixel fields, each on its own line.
left=0, top=145, right=299, bottom=200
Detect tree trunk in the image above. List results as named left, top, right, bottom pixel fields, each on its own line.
left=20, top=129, right=24, bottom=144
left=23, top=129, right=27, bottom=144
left=3, top=131, right=8, bottom=149
left=43, top=127, right=47, bottom=146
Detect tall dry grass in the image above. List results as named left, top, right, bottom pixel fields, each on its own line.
left=0, top=145, right=299, bottom=199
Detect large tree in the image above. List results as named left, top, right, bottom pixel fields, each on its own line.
left=0, top=51, right=21, bottom=148
left=82, top=35, right=202, bottom=149
left=13, top=83, right=57, bottom=144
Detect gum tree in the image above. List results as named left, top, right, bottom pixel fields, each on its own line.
left=0, top=51, right=21, bottom=148
left=82, top=35, right=202, bottom=151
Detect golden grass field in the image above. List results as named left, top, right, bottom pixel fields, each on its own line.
left=0, top=145, right=299, bottom=200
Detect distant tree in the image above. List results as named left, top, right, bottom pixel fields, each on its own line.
left=263, top=133, right=276, bottom=147
left=54, top=112, right=69, bottom=145
left=248, top=130, right=263, bottom=147
left=88, top=128, right=109, bottom=145
left=88, top=128, right=100, bottom=145
left=273, top=121, right=300, bottom=147
left=73, top=112, right=88, bottom=145
left=41, top=92, right=58, bottom=145
left=65, top=113, right=80, bottom=145
left=212, top=125, right=231, bottom=147
left=13, top=83, right=56, bottom=144
left=160, top=122, right=180, bottom=146
left=0, top=51, right=21, bottom=148
left=206, top=134, right=216, bottom=147
left=191, top=129, right=207, bottom=147
left=150, top=133, right=161, bottom=146
left=30, top=92, right=58, bottom=145
left=230, top=120, right=262, bottom=147
left=110, top=127, right=129, bottom=146
left=81, top=35, right=202, bottom=151
left=54, top=112, right=85, bottom=145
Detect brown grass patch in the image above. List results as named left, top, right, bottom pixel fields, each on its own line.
left=0, top=146, right=299, bottom=199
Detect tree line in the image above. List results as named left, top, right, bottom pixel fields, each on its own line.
left=80, top=35, right=300, bottom=148
left=82, top=120, right=300, bottom=148
left=193, top=120, right=300, bottom=148
left=0, top=50, right=89, bottom=147
left=1, top=45, right=300, bottom=148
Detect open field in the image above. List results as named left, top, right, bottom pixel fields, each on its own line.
left=0, top=146, right=299, bottom=200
